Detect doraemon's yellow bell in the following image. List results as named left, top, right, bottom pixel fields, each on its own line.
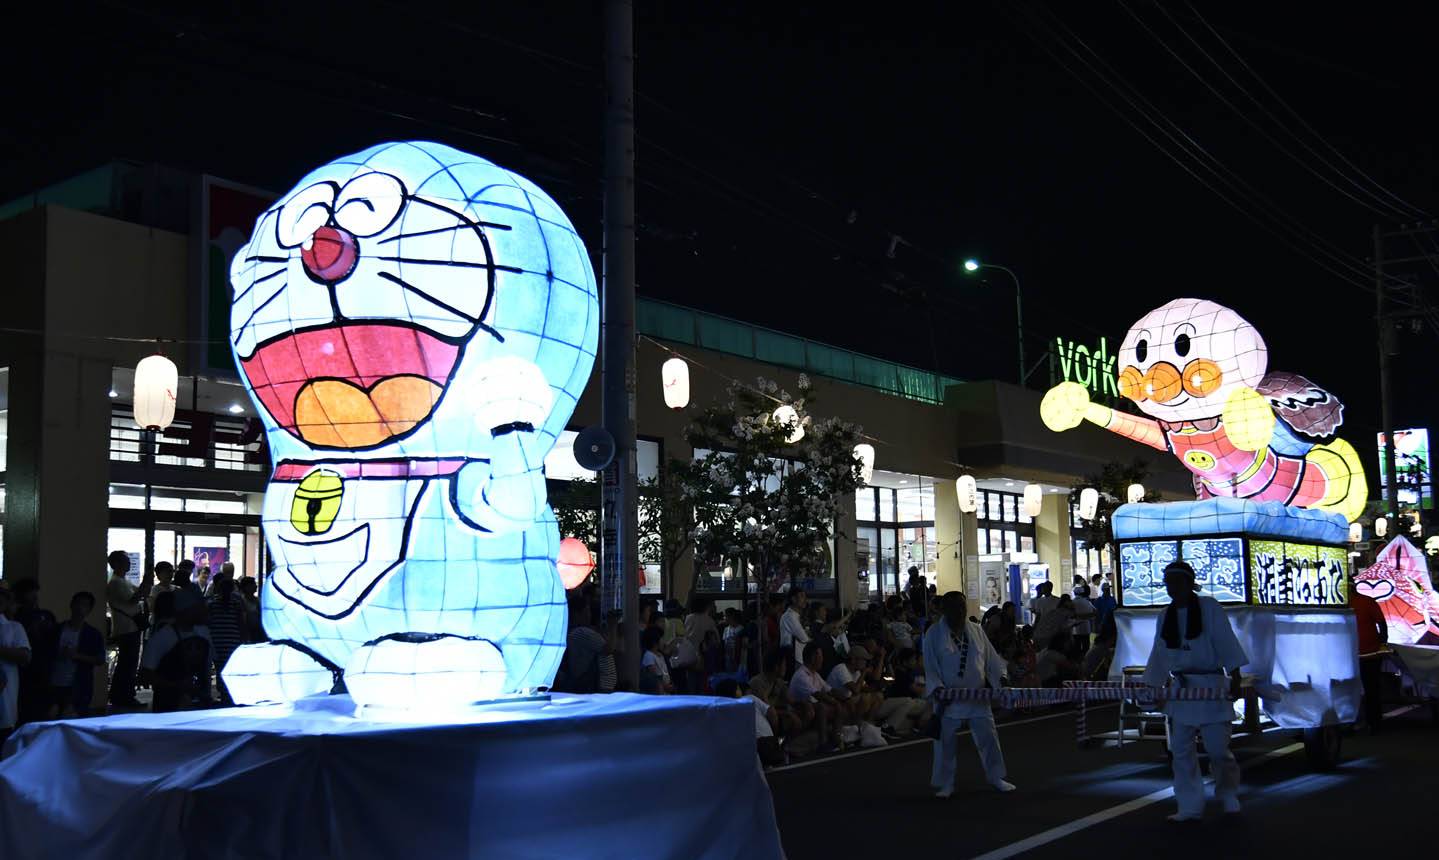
left=290, top=469, right=344, bottom=535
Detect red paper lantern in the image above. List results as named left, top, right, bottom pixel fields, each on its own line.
left=558, top=538, right=595, bottom=590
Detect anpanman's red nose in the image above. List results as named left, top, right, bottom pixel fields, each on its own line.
left=301, top=225, right=359, bottom=284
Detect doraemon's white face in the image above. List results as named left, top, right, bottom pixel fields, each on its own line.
left=228, top=141, right=598, bottom=465
left=1116, top=298, right=1267, bottom=422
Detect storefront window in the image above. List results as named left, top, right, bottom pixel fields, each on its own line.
left=854, top=488, right=876, bottom=522
left=877, top=487, right=896, bottom=523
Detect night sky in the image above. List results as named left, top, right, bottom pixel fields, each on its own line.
left=5, top=2, right=1438, bottom=470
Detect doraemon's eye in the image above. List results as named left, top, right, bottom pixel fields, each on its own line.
left=277, top=182, right=338, bottom=249
left=1175, top=332, right=1191, bottom=357
left=1136, top=339, right=1148, bottom=363
left=333, top=172, right=406, bottom=237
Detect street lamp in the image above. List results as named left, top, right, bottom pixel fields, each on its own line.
left=963, top=258, right=1026, bottom=386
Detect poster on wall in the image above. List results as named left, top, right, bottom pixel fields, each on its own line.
left=195, top=175, right=277, bottom=377
left=1377, top=428, right=1431, bottom=510
left=124, top=552, right=142, bottom=586
left=192, top=546, right=228, bottom=575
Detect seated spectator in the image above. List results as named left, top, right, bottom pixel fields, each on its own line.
left=555, top=595, right=607, bottom=694
left=789, top=642, right=842, bottom=752
left=876, top=647, right=931, bottom=736
left=141, top=589, right=213, bottom=712
left=48, top=591, right=105, bottom=718
left=639, top=626, right=673, bottom=694
left=1008, top=625, right=1040, bottom=687
left=1082, top=614, right=1119, bottom=682
left=887, top=607, right=916, bottom=652
left=749, top=650, right=803, bottom=737
left=716, top=678, right=784, bottom=766
left=1035, top=631, right=1080, bottom=687
left=826, top=645, right=880, bottom=725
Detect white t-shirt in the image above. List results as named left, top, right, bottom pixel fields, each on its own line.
left=51, top=626, right=81, bottom=687
left=746, top=695, right=774, bottom=738
left=0, top=617, right=32, bottom=729
left=1030, top=594, right=1059, bottom=623
left=788, top=665, right=830, bottom=704
left=641, top=650, right=671, bottom=687
left=826, top=663, right=858, bottom=700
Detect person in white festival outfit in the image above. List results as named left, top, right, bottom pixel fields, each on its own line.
left=1143, top=560, right=1248, bottom=822
left=924, top=591, right=1015, bottom=797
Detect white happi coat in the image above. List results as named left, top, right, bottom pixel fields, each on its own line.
left=1142, top=595, right=1249, bottom=725
left=924, top=618, right=1007, bottom=719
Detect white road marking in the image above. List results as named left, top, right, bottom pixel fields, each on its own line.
left=767, top=705, right=1119, bottom=774
left=970, top=705, right=1420, bottom=860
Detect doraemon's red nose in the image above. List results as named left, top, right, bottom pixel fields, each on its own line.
left=301, top=225, right=359, bottom=284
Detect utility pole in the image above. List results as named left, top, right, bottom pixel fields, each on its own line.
left=1375, top=224, right=1400, bottom=519
left=600, top=0, right=640, bottom=688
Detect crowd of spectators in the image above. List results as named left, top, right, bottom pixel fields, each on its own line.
left=0, top=550, right=273, bottom=752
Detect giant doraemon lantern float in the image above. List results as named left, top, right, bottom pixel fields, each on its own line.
left=222, top=142, right=598, bottom=708
left=1042, top=298, right=1366, bottom=733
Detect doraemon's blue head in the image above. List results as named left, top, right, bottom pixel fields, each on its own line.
left=228, top=141, right=598, bottom=466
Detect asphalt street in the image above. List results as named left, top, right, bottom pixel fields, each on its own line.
left=767, top=703, right=1438, bottom=859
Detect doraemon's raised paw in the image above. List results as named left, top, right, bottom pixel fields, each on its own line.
left=222, top=641, right=338, bottom=705
left=344, top=634, right=509, bottom=708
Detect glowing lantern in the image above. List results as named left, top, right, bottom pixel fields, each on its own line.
left=956, top=475, right=978, bottom=514
left=133, top=354, right=178, bottom=431
left=1348, top=522, right=1363, bottom=543
left=1375, top=517, right=1388, bottom=538
left=558, top=538, right=595, bottom=589
left=1411, top=519, right=1423, bottom=538
left=1127, top=483, right=1146, bottom=504
left=1022, top=484, right=1044, bottom=518
left=221, top=141, right=600, bottom=707
left=853, top=444, right=875, bottom=485
left=1079, top=487, right=1099, bottom=521
left=771, top=404, right=805, bottom=443
left=662, top=357, right=690, bottom=410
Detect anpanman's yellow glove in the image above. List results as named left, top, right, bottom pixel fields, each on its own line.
left=1040, top=382, right=1111, bottom=432
left=1223, top=386, right=1275, bottom=452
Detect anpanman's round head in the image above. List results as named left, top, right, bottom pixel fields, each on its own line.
left=1116, top=298, right=1267, bottom=422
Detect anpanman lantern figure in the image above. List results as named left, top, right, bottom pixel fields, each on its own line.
left=1042, top=298, right=1367, bottom=522
left=222, top=142, right=598, bottom=707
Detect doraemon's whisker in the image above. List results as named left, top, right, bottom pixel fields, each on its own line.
left=376, top=271, right=479, bottom=323
left=232, top=286, right=286, bottom=345
left=377, top=224, right=508, bottom=245
left=233, top=268, right=286, bottom=304
left=374, top=255, right=523, bottom=274
left=409, top=196, right=512, bottom=232
left=245, top=254, right=290, bottom=263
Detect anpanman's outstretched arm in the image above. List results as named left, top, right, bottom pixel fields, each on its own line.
left=1040, top=382, right=1167, bottom=451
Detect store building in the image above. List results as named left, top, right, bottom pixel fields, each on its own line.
left=0, top=162, right=1190, bottom=620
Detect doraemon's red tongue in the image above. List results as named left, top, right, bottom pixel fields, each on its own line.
left=240, top=324, right=458, bottom=447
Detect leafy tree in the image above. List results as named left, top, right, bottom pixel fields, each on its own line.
left=1068, top=458, right=1162, bottom=574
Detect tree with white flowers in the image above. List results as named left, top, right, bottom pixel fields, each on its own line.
left=674, top=374, right=866, bottom=622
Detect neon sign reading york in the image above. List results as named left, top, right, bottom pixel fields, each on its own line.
left=221, top=142, right=599, bottom=708
left=1054, top=336, right=1118, bottom=399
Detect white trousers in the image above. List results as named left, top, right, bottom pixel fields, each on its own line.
left=1169, top=720, right=1239, bottom=817
left=930, top=711, right=1007, bottom=791
left=875, top=697, right=927, bottom=734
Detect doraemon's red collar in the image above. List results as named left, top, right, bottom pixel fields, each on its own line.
left=273, top=458, right=469, bottom=482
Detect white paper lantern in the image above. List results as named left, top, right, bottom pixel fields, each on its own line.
left=1374, top=516, right=1388, bottom=538
left=1411, top=519, right=1423, bottom=537
left=661, top=357, right=690, bottom=410
left=771, top=404, right=804, bottom=443
left=1126, top=483, right=1146, bottom=504
left=1079, top=487, right=1100, bottom=521
left=1023, top=484, right=1044, bottom=518
left=1348, top=522, right=1362, bottom=543
left=956, top=475, right=978, bottom=514
left=853, top=444, right=875, bottom=485
left=133, top=354, right=178, bottom=430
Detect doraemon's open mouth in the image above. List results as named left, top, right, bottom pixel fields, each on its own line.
left=240, top=323, right=461, bottom=449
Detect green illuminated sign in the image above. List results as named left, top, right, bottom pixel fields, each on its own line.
left=1055, top=336, right=1118, bottom=399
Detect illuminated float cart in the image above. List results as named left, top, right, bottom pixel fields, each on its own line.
left=1107, top=497, right=1361, bottom=767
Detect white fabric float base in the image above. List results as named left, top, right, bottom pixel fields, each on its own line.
left=1112, top=606, right=1362, bottom=728
left=0, top=692, right=783, bottom=860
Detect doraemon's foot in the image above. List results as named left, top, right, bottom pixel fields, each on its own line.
left=222, top=641, right=339, bottom=705
left=344, top=633, right=509, bottom=708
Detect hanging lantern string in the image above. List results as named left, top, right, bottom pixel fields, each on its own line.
left=0, top=325, right=228, bottom=346
left=637, top=334, right=979, bottom=475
